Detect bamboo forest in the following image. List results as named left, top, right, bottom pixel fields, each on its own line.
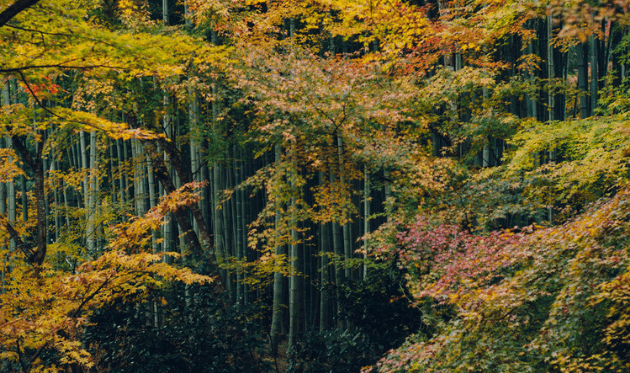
left=3, top=0, right=630, bottom=372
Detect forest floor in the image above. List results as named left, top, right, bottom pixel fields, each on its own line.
left=269, top=341, right=289, bottom=373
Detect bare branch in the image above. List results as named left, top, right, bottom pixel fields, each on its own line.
left=0, top=0, right=40, bottom=28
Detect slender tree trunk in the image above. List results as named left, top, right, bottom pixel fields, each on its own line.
left=7, top=136, right=16, bottom=252
left=270, top=145, right=285, bottom=355
left=238, top=149, right=247, bottom=303
left=590, top=26, right=599, bottom=114
left=610, top=22, right=624, bottom=89
left=363, top=168, right=370, bottom=280
left=0, top=140, right=5, bottom=220
left=162, top=0, right=168, bottom=24
left=161, top=151, right=171, bottom=262
left=0, top=105, right=7, bottom=253
left=598, top=20, right=607, bottom=91
left=62, top=178, right=70, bottom=229
left=214, top=162, right=226, bottom=255
left=288, top=145, right=299, bottom=351
left=161, top=85, right=171, bottom=262
left=384, top=172, right=392, bottom=222
left=117, top=139, right=125, bottom=205
left=330, top=168, right=343, bottom=328
left=527, top=37, right=538, bottom=119
left=222, top=166, right=233, bottom=300
left=288, top=227, right=299, bottom=350
left=338, top=137, right=352, bottom=281
left=3, top=83, right=16, bottom=252
left=547, top=15, right=555, bottom=122
left=71, top=136, right=81, bottom=201
left=578, top=42, right=589, bottom=118
left=87, top=130, right=97, bottom=255
left=189, top=73, right=200, bottom=239
left=234, top=147, right=244, bottom=304
left=184, top=0, right=192, bottom=28
left=147, top=154, right=158, bottom=253
left=51, top=160, right=59, bottom=242
left=172, top=133, right=186, bottom=255
left=80, top=130, right=89, bottom=211
left=10, top=133, right=46, bottom=266
left=108, top=140, right=116, bottom=204
left=208, top=54, right=226, bottom=288
left=133, top=140, right=147, bottom=216
left=319, top=172, right=330, bottom=331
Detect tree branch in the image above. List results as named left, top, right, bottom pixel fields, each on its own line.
left=0, top=215, right=35, bottom=263
left=4, top=23, right=73, bottom=37
left=15, top=338, right=28, bottom=373
left=7, top=133, right=35, bottom=170
left=0, top=63, right=128, bottom=74
left=17, top=71, right=63, bottom=121
left=0, top=0, right=40, bottom=28
left=70, top=275, right=112, bottom=319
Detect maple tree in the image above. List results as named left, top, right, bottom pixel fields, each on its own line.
left=0, top=0, right=227, bottom=370
left=0, top=182, right=212, bottom=371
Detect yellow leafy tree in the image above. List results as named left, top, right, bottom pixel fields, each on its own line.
left=0, top=1, right=233, bottom=371
left=0, top=181, right=212, bottom=372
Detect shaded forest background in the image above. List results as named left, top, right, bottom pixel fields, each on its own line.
left=2, top=0, right=630, bottom=372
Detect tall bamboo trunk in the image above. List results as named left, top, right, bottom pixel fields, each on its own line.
left=3, top=83, right=16, bottom=252
left=330, top=169, right=343, bottom=328
left=319, top=172, right=330, bottom=331
left=610, top=22, right=625, bottom=89
left=162, top=87, right=171, bottom=262
left=117, top=139, right=125, bottom=205
left=238, top=149, right=247, bottom=303
left=87, top=130, right=97, bottom=255
left=51, top=160, right=58, bottom=242
left=338, top=137, right=352, bottom=281
left=147, top=154, right=158, bottom=253
left=189, top=74, right=200, bottom=239
left=577, top=42, right=589, bottom=118
left=590, top=23, right=599, bottom=114
left=547, top=15, right=555, bottom=122
left=162, top=151, right=171, bottom=261
left=162, top=0, right=168, bottom=24
left=234, top=147, right=245, bottom=304
left=184, top=0, right=192, bottom=28
left=80, top=130, right=89, bottom=211
left=270, top=145, right=285, bottom=355
left=210, top=60, right=227, bottom=293
left=363, top=168, right=370, bottom=280
left=598, top=20, right=607, bottom=91
left=288, top=144, right=299, bottom=351
left=7, top=135, right=16, bottom=253
left=0, top=91, right=7, bottom=252
left=526, top=37, right=538, bottom=119
left=0, top=138, right=5, bottom=228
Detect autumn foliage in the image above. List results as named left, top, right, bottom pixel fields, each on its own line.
left=0, top=182, right=211, bottom=371
left=368, top=190, right=630, bottom=372
left=2, top=0, right=630, bottom=371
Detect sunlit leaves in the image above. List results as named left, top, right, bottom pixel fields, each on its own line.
left=506, top=116, right=630, bottom=208
left=0, top=148, right=24, bottom=182
left=0, top=0, right=229, bottom=85
left=0, top=182, right=211, bottom=372
left=371, top=190, right=630, bottom=372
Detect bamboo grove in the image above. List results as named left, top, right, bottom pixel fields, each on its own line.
left=2, top=0, right=630, bottom=372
